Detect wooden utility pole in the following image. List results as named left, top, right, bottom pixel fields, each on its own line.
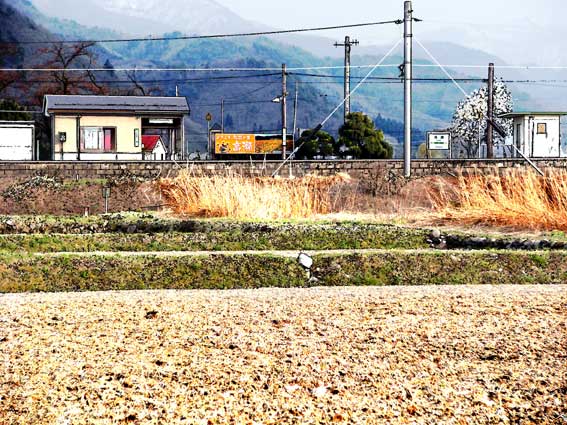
left=335, top=36, right=359, bottom=123
left=403, top=1, right=413, bottom=177
left=486, top=62, right=495, bottom=159
left=282, top=63, right=288, bottom=159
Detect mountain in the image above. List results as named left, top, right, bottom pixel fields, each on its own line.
left=13, top=0, right=126, bottom=42
left=0, top=0, right=57, bottom=66
left=29, top=0, right=267, bottom=37
left=26, top=0, right=167, bottom=36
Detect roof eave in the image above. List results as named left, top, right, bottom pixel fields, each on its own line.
left=500, top=112, right=567, bottom=118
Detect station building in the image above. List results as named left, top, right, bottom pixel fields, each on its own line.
left=43, top=95, right=190, bottom=161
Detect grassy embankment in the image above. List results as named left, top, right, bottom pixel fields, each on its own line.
left=0, top=250, right=565, bottom=293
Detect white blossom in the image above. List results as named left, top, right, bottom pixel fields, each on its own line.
left=450, top=81, right=513, bottom=157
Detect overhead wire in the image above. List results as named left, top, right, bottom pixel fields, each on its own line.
left=7, top=63, right=567, bottom=73
left=415, top=39, right=469, bottom=97
left=1, top=20, right=404, bottom=45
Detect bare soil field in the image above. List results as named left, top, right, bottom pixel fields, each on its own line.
left=1, top=286, right=566, bottom=424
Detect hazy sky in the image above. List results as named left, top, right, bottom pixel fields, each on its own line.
left=216, top=0, right=558, bottom=28
left=216, top=0, right=564, bottom=63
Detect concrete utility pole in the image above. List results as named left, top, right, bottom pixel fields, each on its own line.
left=293, top=82, right=299, bottom=145
left=282, top=63, right=288, bottom=160
left=403, top=1, right=413, bottom=178
left=486, top=62, right=495, bottom=159
left=335, top=36, right=359, bottom=123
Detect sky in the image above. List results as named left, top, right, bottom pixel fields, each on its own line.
left=215, top=0, right=564, bottom=64
left=216, top=0, right=558, bottom=28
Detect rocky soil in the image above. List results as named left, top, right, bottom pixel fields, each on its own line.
left=1, top=285, right=565, bottom=424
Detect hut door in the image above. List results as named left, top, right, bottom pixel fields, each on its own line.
left=104, top=129, right=113, bottom=152
left=532, top=119, right=559, bottom=157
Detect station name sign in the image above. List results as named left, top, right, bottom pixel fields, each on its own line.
left=427, top=132, right=451, bottom=151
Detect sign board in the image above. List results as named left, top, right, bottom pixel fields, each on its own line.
left=149, top=119, right=174, bottom=125
left=215, top=133, right=293, bottom=155
left=427, top=132, right=451, bottom=151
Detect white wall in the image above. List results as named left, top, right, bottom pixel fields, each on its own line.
left=58, top=152, right=143, bottom=161
left=0, top=126, right=34, bottom=161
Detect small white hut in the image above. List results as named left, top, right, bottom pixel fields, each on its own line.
left=500, top=112, right=567, bottom=158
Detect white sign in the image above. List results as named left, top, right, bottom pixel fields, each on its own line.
left=427, top=132, right=451, bottom=151
left=149, top=119, right=174, bottom=125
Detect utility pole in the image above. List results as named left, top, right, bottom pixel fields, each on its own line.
left=403, top=1, right=413, bottom=178
left=282, top=63, right=288, bottom=160
left=486, top=62, right=495, bottom=159
left=335, top=36, right=359, bottom=123
left=221, top=98, right=225, bottom=133
left=292, top=82, right=299, bottom=145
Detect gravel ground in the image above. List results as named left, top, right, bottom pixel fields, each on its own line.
left=1, top=286, right=566, bottom=424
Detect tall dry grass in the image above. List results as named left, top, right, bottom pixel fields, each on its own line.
left=159, top=170, right=353, bottom=220
left=430, top=168, right=567, bottom=231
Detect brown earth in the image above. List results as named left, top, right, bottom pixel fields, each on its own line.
left=1, top=285, right=565, bottom=424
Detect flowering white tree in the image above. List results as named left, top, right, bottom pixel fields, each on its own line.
left=450, top=81, right=513, bottom=158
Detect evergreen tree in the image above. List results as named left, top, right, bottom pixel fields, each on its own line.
left=224, top=113, right=234, bottom=130
left=338, top=112, right=393, bottom=159
left=0, top=99, right=32, bottom=121
left=297, top=129, right=336, bottom=159
left=103, top=59, right=116, bottom=77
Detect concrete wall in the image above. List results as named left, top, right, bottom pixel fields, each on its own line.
left=0, top=159, right=566, bottom=181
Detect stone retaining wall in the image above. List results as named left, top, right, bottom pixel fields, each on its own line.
left=0, top=159, right=566, bottom=180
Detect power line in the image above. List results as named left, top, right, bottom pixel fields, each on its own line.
left=20, top=75, right=567, bottom=86
left=413, top=64, right=567, bottom=70
left=289, top=72, right=486, bottom=82
left=191, top=99, right=275, bottom=107
left=0, top=109, right=42, bottom=114
left=0, top=65, right=399, bottom=72
left=222, top=82, right=278, bottom=101
left=1, top=20, right=405, bottom=45
left=8, top=63, right=567, bottom=73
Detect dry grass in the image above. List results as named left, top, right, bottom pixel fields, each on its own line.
left=159, top=170, right=354, bottom=220
left=430, top=168, right=567, bottom=231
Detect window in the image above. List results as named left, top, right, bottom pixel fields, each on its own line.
left=537, top=123, right=547, bottom=135
left=80, top=127, right=116, bottom=152
left=134, top=129, right=140, bottom=147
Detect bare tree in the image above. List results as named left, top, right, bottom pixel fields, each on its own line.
left=125, top=70, right=162, bottom=96
left=32, top=42, right=107, bottom=98
left=0, top=43, right=23, bottom=95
